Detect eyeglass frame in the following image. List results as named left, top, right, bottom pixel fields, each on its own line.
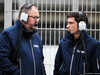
left=29, top=16, right=40, bottom=21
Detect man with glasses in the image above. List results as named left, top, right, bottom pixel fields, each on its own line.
left=0, top=4, right=46, bottom=75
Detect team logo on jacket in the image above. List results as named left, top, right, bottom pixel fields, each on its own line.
left=33, top=45, right=39, bottom=48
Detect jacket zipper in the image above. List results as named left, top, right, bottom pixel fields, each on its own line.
left=29, top=39, right=36, bottom=75
left=69, top=40, right=81, bottom=75
left=29, top=33, right=38, bottom=75
left=19, top=58, right=21, bottom=75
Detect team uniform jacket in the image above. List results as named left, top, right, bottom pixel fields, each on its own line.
left=0, top=19, right=46, bottom=75
left=54, top=31, right=100, bottom=75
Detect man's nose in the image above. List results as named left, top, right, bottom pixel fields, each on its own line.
left=66, top=24, right=69, bottom=28
left=35, top=19, right=39, bottom=23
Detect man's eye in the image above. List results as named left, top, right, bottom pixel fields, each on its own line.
left=69, top=22, right=73, bottom=24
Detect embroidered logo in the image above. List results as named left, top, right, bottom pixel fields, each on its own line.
left=33, top=45, right=39, bottom=48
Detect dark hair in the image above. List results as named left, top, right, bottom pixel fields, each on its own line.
left=67, top=11, right=88, bottom=25
left=18, top=4, right=33, bottom=18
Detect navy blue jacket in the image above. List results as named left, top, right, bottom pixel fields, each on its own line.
left=54, top=31, right=100, bottom=75
left=0, top=19, right=46, bottom=75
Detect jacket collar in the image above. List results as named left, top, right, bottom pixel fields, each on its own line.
left=16, top=19, right=38, bottom=38
left=65, top=30, right=88, bottom=42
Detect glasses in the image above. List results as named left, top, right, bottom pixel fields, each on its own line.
left=29, top=16, right=40, bottom=21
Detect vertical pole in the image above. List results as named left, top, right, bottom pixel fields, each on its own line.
left=72, top=0, right=78, bottom=11
left=19, top=0, right=25, bottom=10
left=4, top=0, right=12, bottom=29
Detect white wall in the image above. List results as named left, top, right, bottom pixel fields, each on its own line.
left=43, top=45, right=58, bottom=75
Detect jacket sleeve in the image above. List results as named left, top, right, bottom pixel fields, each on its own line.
left=41, top=42, right=46, bottom=75
left=53, top=42, right=63, bottom=75
left=36, top=33, right=46, bottom=75
left=91, top=42, right=100, bottom=73
left=0, top=32, right=20, bottom=75
left=41, top=51, right=46, bottom=75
